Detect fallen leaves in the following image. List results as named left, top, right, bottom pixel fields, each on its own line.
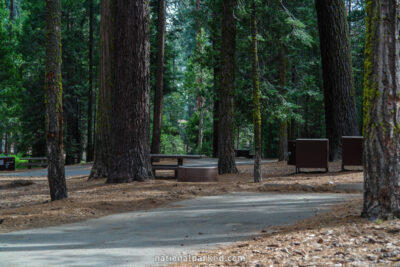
left=170, top=199, right=400, bottom=267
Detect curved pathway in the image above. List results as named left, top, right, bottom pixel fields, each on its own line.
left=0, top=192, right=358, bottom=266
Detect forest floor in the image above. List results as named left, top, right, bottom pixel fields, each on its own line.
left=170, top=199, right=400, bottom=266
left=0, top=160, right=362, bottom=233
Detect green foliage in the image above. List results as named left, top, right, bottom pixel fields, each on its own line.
left=0, top=0, right=365, bottom=162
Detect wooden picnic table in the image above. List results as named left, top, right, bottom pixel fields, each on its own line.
left=20, top=157, right=48, bottom=169
left=150, top=154, right=206, bottom=178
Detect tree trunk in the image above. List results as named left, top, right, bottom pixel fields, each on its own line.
left=251, top=0, right=262, bottom=183
left=278, top=48, right=288, bottom=161
left=197, top=97, right=204, bottom=151
left=75, top=97, right=82, bottom=163
left=106, top=0, right=153, bottom=183
left=211, top=3, right=220, bottom=158
left=45, top=0, right=67, bottom=201
left=289, top=67, right=298, bottom=140
left=347, top=0, right=352, bottom=33
left=9, top=0, right=13, bottom=36
left=361, top=0, right=400, bottom=220
left=195, top=0, right=204, bottom=152
left=315, top=0, right=359, bottom=161
left=86, top=0, right=94, bottom=162
left=236, top=126, right=240, bottom=150
left=212, top=95, right=219, bottom=158
left=89, top=0, right=113, bottom=180
left=265, top=122, right=273, bottom=158
left=4, top=133, right=8, bottom=154
left=151, top=0, right=166, bottom=155
left=304, top=94, right=310, bottom=137
left=65, top=112, right=74, bottom=165
left=218, top=0, right=238, bottom=174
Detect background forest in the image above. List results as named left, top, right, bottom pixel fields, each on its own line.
left=0, top=0, right=365, bottom=162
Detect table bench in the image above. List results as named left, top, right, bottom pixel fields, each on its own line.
left=20, top=157, right=48, bottom=169
left=150, top=154, right=205, bottom=178
left=235, top=149, right=253, bottom=158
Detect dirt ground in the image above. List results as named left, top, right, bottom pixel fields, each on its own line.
left=171, top=199, right=400, bottom=266
left=0, top=160, right=362, bottom=233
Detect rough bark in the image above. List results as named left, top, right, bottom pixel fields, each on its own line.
left=89, top=0, right=113, bottom=180
left=218, top=0, right=238, bottom=174
left=315, top=0, right=359, bottom=161
left=251, top=0, right=262, bottom=183
left=106, top=0, right=153, bottom=183
left=278, top=48, right=288, bottom=161
left=151, top=0, right=166, bottom=155
left=45, top=0, right=67, bottom=201
left=361, top=0, right=400, bottom=220
left=86, top=0, right=94, bottom=162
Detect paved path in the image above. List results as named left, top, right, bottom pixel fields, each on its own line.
left=0, top=192, right=358, bottom=267
left=0, top=159, right=276, bottom=177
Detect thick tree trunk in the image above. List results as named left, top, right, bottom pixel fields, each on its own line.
left=315, top=0, right=359, bottom=161
left=151, top=0, right=166, bottom=155
left=89, top=0, right=113, bottom=180
left=86, top=0, right=94, bottom=162
left=251, top=0, right=262, bottom=183
left=107, top=0, right=153, bottom=183
left=362, top=0, right=400, bottom=220
left=45, top=0, right=67, bottom=201
left=278, top=48, right=288, bottom=161
left=218, top=0, right=238, bottom=174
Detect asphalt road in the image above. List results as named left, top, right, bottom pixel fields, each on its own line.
left=0, top=158, right=276, bottom=177
left=0, top=192, right=358, bottom=267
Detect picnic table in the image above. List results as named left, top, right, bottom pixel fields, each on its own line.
left=150, top=154, right=205, bottom=178
left=20, top=157, right=48, bottom=169
left=0, top=157, right=15, bottom=171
